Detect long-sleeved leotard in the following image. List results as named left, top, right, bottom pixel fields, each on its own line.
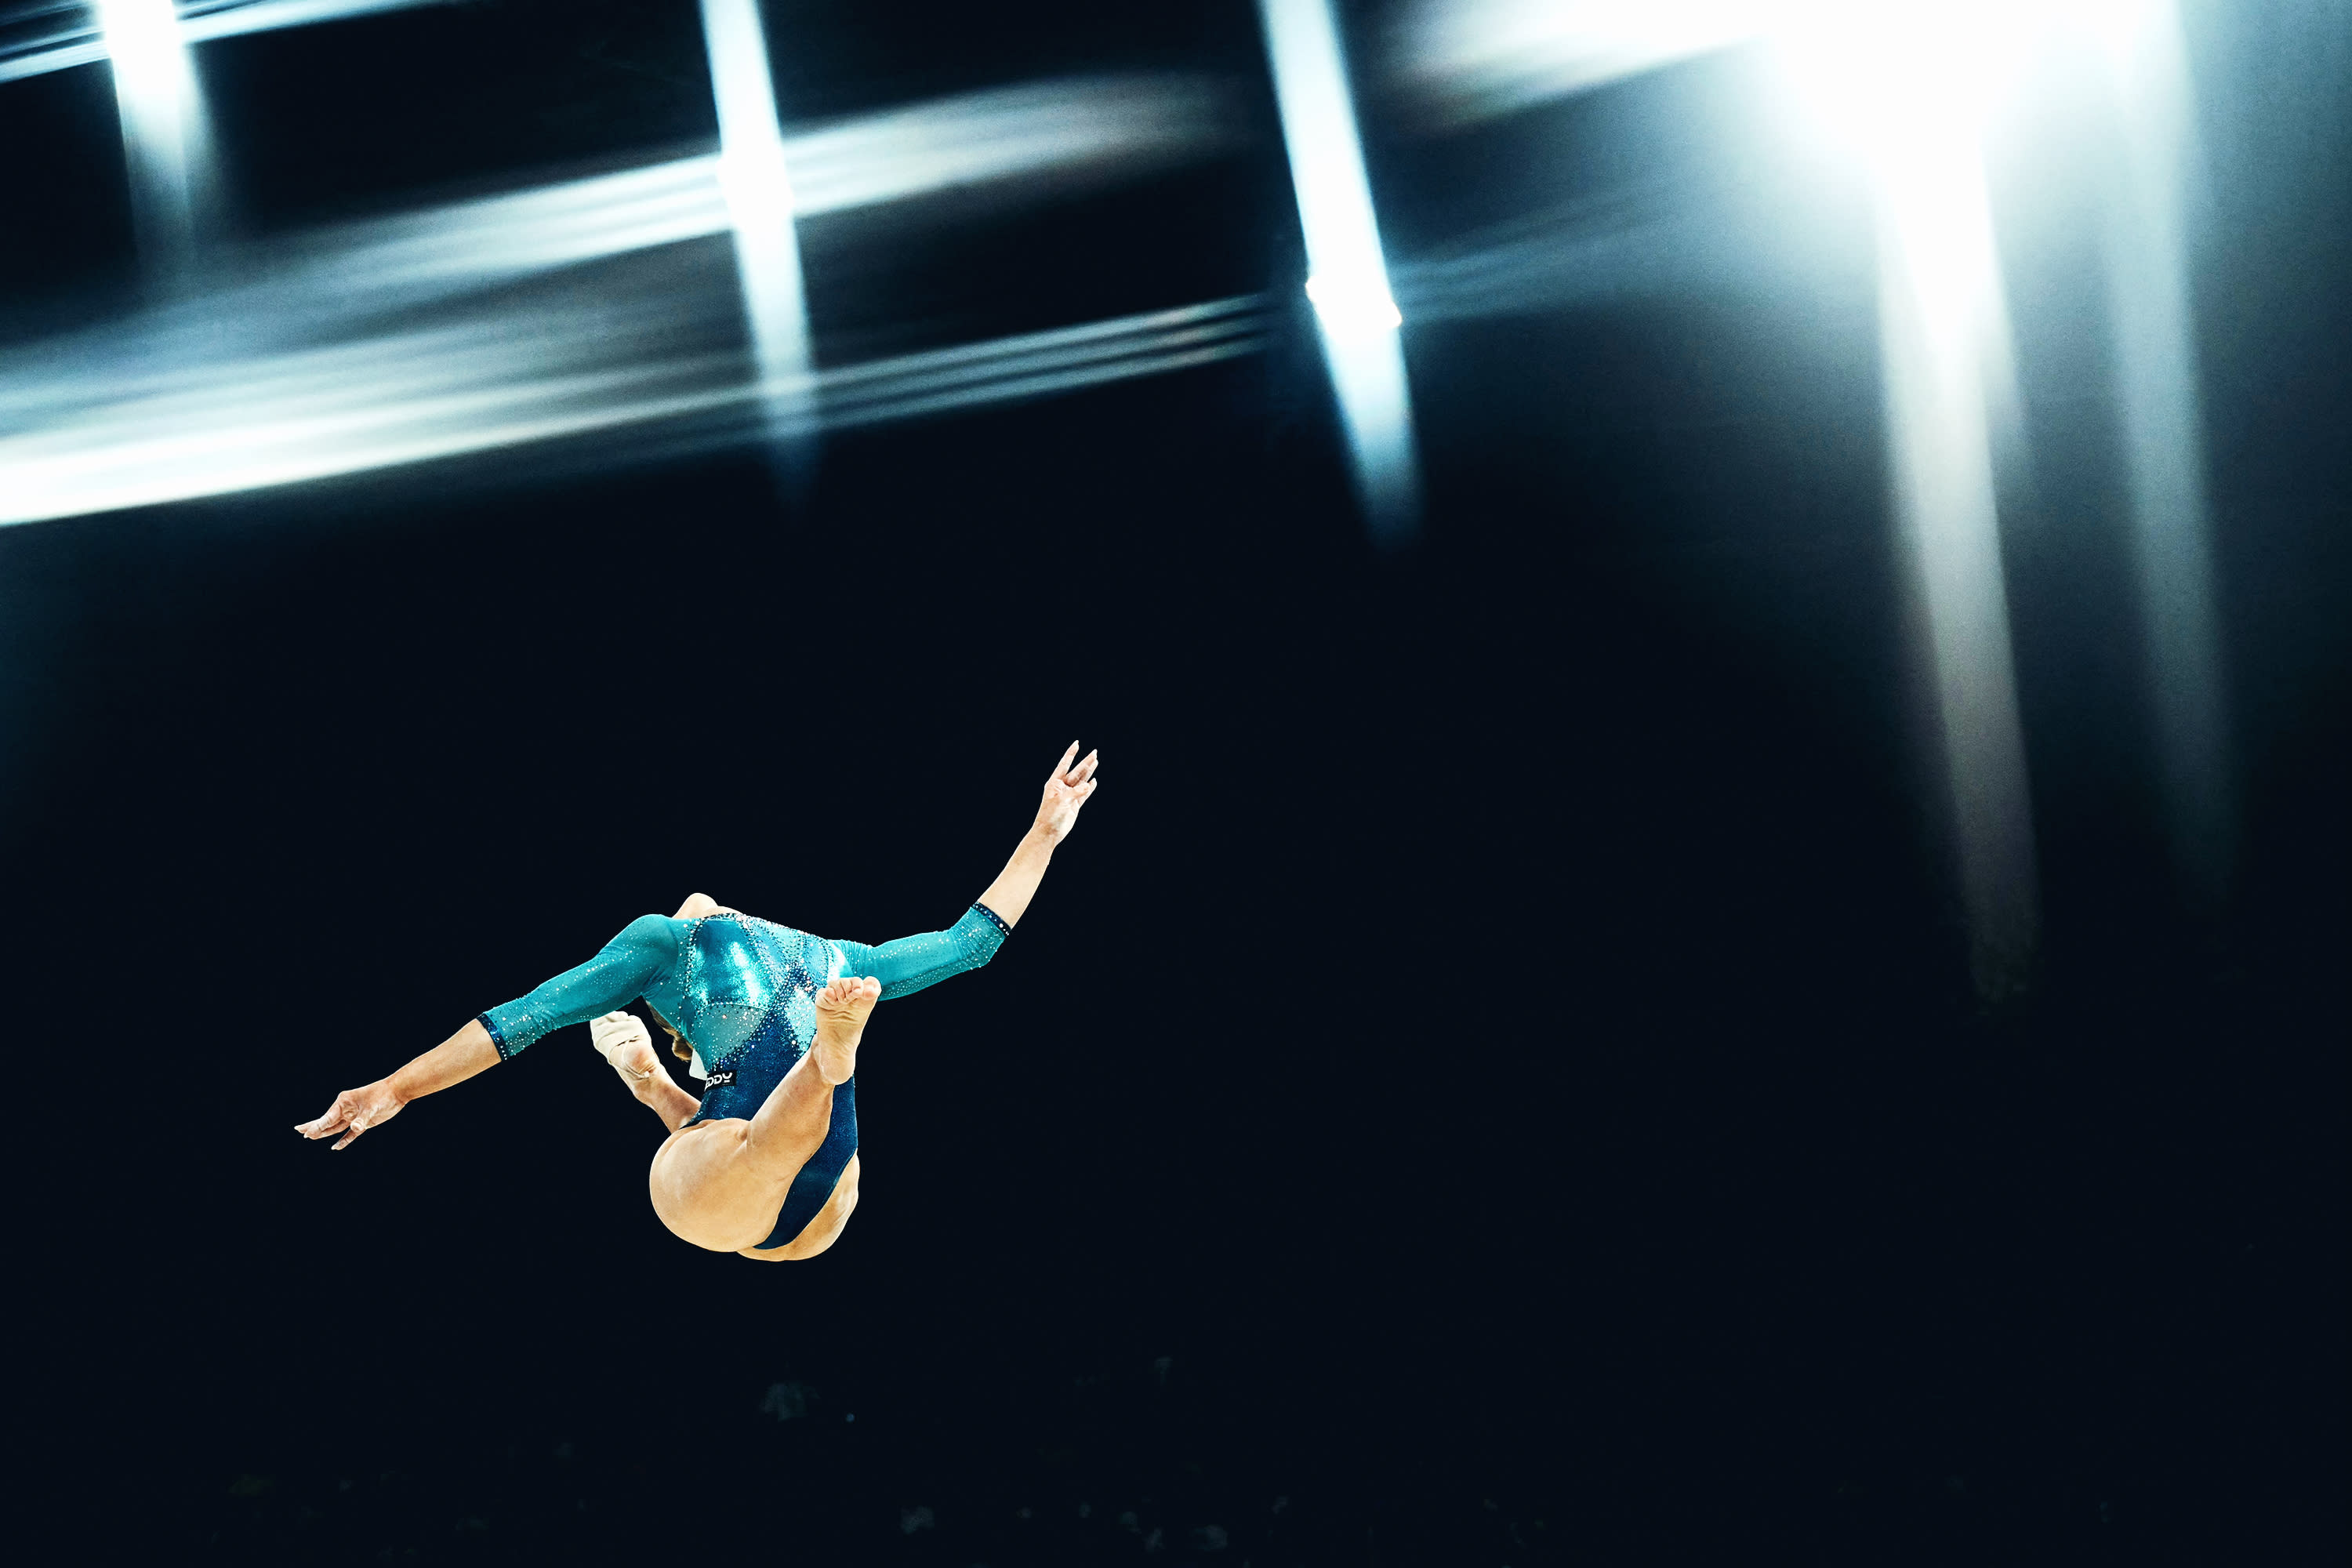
left=477, top=903, right=1009, bottom=1248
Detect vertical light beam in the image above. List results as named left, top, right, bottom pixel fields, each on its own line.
left=1877, top=127, right=2041, bottom=1000
left=2092, top=0, right=2233, bottom=910
left=1788, top=9, right=2042, bottom=999
left=699, top=0, right=815, bottom=474
left=1258, top=0, right=1421, bottom=543
left=96, top=0, right=219, bottom=274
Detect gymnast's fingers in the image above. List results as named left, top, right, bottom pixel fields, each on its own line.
left=1048, top=740, right=1079, bottom=782
left=1069, top=749, right=1099, bottom=785
left=331, top=1102, right=379, bottom=1150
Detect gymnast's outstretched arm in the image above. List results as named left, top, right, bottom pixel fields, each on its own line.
left=293, top=1018, right=500, bottom=1150
left=296, top=915, right=680, bottom=1150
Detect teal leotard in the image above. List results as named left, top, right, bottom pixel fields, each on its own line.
left=477, top=903, right=1008, bottom=1247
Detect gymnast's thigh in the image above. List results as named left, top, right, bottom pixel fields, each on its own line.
left=647, top=1118, right=801, bottom=1253
left=738, top=1154, right=862, bottom=1262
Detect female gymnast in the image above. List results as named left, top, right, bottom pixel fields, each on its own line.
left=296, top=743, right=1100, bottom=1261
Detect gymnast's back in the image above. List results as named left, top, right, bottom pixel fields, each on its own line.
left=474, top=902, right=1010, bottom=1076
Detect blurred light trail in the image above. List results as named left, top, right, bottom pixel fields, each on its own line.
left=0, top=69, right=1244, bottom=525
left=0, top=274, right=1263, bottom=526
left=0, top=0, right=459, bottom=84
left=95, top=0, right=219, bottom=270
left=116, top=74, right=1223, bottom=330
left=699, top=0, right=811, bottom=473
left=1786, top=8, right=2041, bottom=998
left=1388, top=179, right=1851, bottom=326
left=2091, top=0, right=2233, bottom=908
left=1257, top=0, right=1420, bottom=543
left=1392, top=0, right=1769, bottom=124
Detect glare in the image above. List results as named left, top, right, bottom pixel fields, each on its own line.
left=1304, top=273, right=1402, bottom=338
left=2, top=1, right=464, bottom=85
left=1257, top=0, right=1421, bottom=542
left=0, top=257, right=1261, bottom=528
left=699, top=0, right=812, bottom=468
left=96, top=0, right=218, bottom=267
left=1393, top=0, right=1770, bottom=123
left=1777, top=1, right=2043, bottom=996
left=0, top=67, right=1247, bottom=528
left=2085, top=0, right=2234, bottom=902
left=1773, top=3, right=2038, bottom=144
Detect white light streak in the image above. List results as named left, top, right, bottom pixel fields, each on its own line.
left=699, top=0, right=811, bottom=470
left=138, top=74, right=1225, bottom=328
left=1393, top=0, right=1771, bottom=123
left=0, top=253, right=1261, bottom=528
left=0, top=69, right=1244, bottom=526
left=2089, top=0, right=2233, bottom=904
left=96, top=0, right=218, bottom=269
left=1258, top=0, right=1420, bottom=542
left=1783, top=8, right=2041, bottom=997
left=2, top=0, right=463, bottom=84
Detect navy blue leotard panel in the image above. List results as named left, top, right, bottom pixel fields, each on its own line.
left=477, top=904, right=1008, bottom=1250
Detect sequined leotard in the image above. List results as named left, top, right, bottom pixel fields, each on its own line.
left=477, top=904, right=1010, bottom=1248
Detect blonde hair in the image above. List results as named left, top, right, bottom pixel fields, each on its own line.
left=655, top=1016, right=693, bottom=1064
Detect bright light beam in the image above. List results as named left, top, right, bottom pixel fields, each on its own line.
left=1393, top=0, right=1771, bottom=124
left=96, top=0, right=220, bottom=272
left=1786, top=7, right=2042, bottom=1000
left=1258, top=0, right=1421, bottom=543
left=699, top=0, right=814, bottom=478
left=2090, top=0, right=2234, bottom=909
left=0, top=286, right=1263, bottom=528
left=1, top=2, right=466, bottom=85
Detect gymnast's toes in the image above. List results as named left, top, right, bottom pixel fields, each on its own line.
left=810, top=976, right=878, bottom=1083
left=815, top=975, right=880, bottom=1022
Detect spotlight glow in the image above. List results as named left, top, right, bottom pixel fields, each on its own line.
left=699, top=0, right=812, bottom=466
left=2087, top=0, right=2233, bottom=900
left=1257, top=0, right=1421, bottom=541
left=1303, top=273, right=1402, bottom=338
left=1395, top=0, right=1770, bottom=122
left=1780, top=2, right=2042, bottom=996
left=0, top=284, right=1261, bottom=528
left=2, top=1, right=466, bottom=85
left=96, top=0, right=217, bottom=267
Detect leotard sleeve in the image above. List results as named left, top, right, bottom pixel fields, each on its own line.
left=833, top=902, right=1011, bottom=1000
left=477, top=914, right=681, bottom=1061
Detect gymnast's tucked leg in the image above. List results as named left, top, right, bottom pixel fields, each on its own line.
left=738, top=1153, right=862, bottom=1261
left=644, top=975, right=878, bottom=1252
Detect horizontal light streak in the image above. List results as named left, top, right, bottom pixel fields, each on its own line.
left=5, top=72, right=1229, bottom=336
left=1392, top=0, right=1771, bottom=123
left=0, top=289, right=1263, bottom=526
left=1, top=71, right=1236, bottom=410
left=1, top=0, right=461, bottom=83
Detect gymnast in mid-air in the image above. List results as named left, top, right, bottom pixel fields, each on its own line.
left=296, top=743, right=1100, bottom=1261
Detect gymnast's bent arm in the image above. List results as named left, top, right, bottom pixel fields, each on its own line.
left=833, top=742, right=1102, bottom=993
left=296, top=914, right=681, bottom=1151
left=978, top=741, right=1099, bottom=926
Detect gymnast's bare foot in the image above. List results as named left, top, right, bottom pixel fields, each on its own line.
left=810, top=976, right=880, bottom=1083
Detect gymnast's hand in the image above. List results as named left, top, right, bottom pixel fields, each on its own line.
left=296, top=1079, right=408, bottom=1151
left=1033, top=741, right=1101, bottom=844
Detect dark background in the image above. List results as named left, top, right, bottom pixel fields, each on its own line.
left=2, top=2, right=2343, bottom=1563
